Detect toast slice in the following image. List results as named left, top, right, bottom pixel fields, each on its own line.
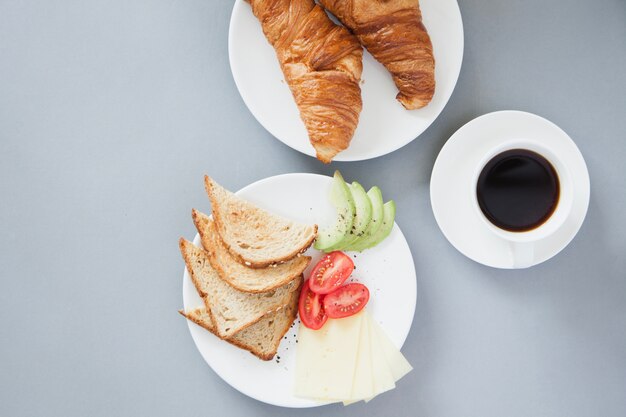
left=179, top=284, right=300, bottom=361
left=204, top=176, right=318, bottom=268
left=180, top=238, right=302, bottom=339
left=192, top=209, right=311, bottom=293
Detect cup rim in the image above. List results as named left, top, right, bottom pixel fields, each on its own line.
left=471, top=140, right=574, bottom=243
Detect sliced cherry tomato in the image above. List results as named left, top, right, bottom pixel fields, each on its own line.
left=298, top=279, right=328, bottom=330
left=308, top=251, right=354, bottom=295
left=323, top=283, right=369, bottom=319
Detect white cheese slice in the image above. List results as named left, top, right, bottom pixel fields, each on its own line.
left=294, top=311, right=364, bottom=401
left=369, top=316, right=413, bottom=382
left=342, top=311, right=375, bottom=405
left=367, top=312, right=396, bottom=401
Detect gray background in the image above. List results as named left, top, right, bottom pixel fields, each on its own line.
left=1, top=0, right=625, bottom=416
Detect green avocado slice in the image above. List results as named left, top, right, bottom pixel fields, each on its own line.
left=314, top=171, right=355, bottom=251
left=347, top=200, right=395, bottom=252
left=331, top=181, right=373, bottom=251
left=344, top=186, right=383, bottom=250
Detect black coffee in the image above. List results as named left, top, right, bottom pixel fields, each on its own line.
left=476, top=149, right=560, bottom=232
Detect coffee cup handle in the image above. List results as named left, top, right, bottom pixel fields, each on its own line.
left=511, top=242, right=534, bottom=269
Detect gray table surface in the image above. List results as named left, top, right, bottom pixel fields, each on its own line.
left=1, top=0, right=625, bottom=416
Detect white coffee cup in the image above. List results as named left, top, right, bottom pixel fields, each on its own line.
left=471, top=140, right=574, bottom=268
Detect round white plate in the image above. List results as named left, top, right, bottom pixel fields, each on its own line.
left=430, top=111, right=590, bottom=269
left=228, top=0, right=464, bottom=161
left=182, top=173, right=417, bottom=407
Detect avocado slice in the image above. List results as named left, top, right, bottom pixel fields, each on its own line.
left=343, top=186, right=383, bottom=251
left=331, top=181, right=373, bottom=251
left=314, top=171, right=355, bottom=251
left=347, top=200, right=395, bottom=252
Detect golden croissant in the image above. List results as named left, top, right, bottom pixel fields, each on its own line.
left=247, top=0, right=363, bottom=163
left=319, top=0, right=435, bottom=110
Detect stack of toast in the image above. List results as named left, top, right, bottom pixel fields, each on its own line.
left=179, top=176, right=318, bottom=360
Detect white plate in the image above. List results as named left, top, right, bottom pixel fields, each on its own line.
left=182, top=173, right=417, bottom=407
left=430, top=111, right=590, bottom=269
left=228, top=0, right=464, bottom=161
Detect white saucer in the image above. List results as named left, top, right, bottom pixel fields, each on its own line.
left=430, top=111, right=590, bottom=269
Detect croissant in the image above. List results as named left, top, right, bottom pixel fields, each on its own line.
left=247, top=0, right=363, bottom=163
left=319, top=0, right=435, bottom=110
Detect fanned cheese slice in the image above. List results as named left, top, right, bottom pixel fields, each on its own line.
left=342, top=312, right=375, bottom=405
left=369, top=315, right=413, bottom=382
left=366, top=312, right=396, bottom=401
left=294, top=312, right=364, bottom=400
left=345, top=311, right=413, bottom=405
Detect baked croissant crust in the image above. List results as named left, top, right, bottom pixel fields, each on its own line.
left=319, top=0, right=435, bottom=110
left=247, top=0, right=363, bottom=163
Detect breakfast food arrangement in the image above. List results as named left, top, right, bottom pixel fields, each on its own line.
left=230, top=0, right=463, bottom=161
left=178, top=0, right=591, bottom=410
left=180, top=172, right=417, bottom=406
left=1, top=0, right=616, bottom=414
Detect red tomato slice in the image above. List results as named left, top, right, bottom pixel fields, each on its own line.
left=298, top=279, right=328, bottom=330
left=308, top=251, right=355, bottom=295
left=323, top=283, right=370, bottom=319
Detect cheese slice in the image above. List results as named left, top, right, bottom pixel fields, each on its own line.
left=294, top=312, right=364, bottom=400
left=366, top=312, right=396, bottom=402
left=294, top=309, right=413, bottom=405
left=342, top=312, right=375, bottom=405
left=369, top=316, right=413, bottom=382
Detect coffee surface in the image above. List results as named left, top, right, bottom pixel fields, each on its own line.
left=477, top=149, right=560, bottom=232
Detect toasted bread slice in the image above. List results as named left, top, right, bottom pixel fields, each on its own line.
left=192, top=209, right=311, bottom=293
left=204, top=176, right=318, bottom=268
left=180, top=238, right=302, bottom=339
left=179, top=284, right=299, bottom=361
